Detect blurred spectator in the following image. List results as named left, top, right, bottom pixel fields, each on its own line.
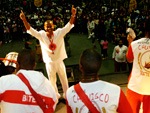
left=102, top=39, right=108, bottom=60
left=104, top=16, right=111, bottom=39
left=87, top=17, right=95, bottom=39
left=0, top=22, right=4, bottom=43
left=95, top=17, right=106, bottom=54
left=112, top=40, right=128, bottom=72
left=12, top=21, right=18, bottom=40
left=3, top=23, right=10, bottom=43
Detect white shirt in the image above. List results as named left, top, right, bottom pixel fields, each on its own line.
left=112, top=45, right=128, bottom=62
left=127, top=38, right=150, bottom=94
left=66, top=81, right=130, bottom=113
left=89, top=21, right=95, bottom=30
left=27, top=22, right=74, bottom=63
left=0, top=69, right=57, bottom=113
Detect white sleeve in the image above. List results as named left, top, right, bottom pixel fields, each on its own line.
left=60, top=22, right=74, bottom=37
left=27, top=27, right=43, bottom=40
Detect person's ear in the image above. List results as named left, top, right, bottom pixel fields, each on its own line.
left=79, top=63, right=83, bottom=73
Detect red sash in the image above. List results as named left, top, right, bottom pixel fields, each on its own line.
left=74, top=83, right=100, bottom=113
left=17, top=73, right=52, bottom=113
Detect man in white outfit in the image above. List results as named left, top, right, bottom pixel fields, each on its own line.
left=112, top=40, right=128, bottom=72
left=20, top=5, right=77, bottom=98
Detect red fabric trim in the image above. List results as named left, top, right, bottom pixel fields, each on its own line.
left=0, top=90, right=35, bottom=105
left=117, top=89, right=133, bottom=113
left=17, top=73, right=46, bottom=111
left=0, top=58, right=17, bottom=63
left=66, top=99, right=73, bottom=113
left=0, top=90, right=54, bottom=107
left=74, top=83, right=100, bottom=113
left=17, top=73, right=55, bottom=112
left=126, top=45, right=134, bottom=60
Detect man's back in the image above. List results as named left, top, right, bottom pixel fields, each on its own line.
left=66, top=49, right=132, bottom=113
left=66, top=80, right=131, bottom=113
left=0, top=70, right=57, bottom=113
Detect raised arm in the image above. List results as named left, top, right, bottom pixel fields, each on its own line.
left=69, top=5, right=77, bottom=25
left=20, top=10, right=30, bottom=30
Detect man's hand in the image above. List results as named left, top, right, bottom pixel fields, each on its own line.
left=20, top=10, right=26, bottom=21
left=19, top=10, right=30, bottom=30
left=71, top=5, right=76, bottom=16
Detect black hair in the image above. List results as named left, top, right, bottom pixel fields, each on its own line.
left=36, top=39, right=40, bottom=44
left=0, top=61, right=7, bottom=77
left=145, top=18, right=150, bottom=33
left=144, top=18, right=150, bottom=41
left=80, top=49, right=102, bottom=74
left=17, top=49, right=35, bottom=70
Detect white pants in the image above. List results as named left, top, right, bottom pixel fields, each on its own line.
left=45, top=60, right=69, bottom=97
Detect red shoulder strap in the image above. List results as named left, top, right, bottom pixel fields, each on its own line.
left=17, top=73, right=46, bottom=112
left=74, top=83, right=100, bottom=113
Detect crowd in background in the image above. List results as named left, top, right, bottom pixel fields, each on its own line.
left=0, top=1, right=150, bottom=43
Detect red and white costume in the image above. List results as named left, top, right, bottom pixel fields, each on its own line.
left=0, top=69, right=57, bottom=113
left=126, top=38, right=150, bottom=113
left=66, top=81, right=132, bottom=113
left=27, top=22, right=74, bottom=97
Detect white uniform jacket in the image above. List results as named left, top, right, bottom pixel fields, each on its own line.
left=0, top=69, right=57, bottom=113
left=127, top=38, right=150, bottom=95
left=66, top=81, right=132, bottom=113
